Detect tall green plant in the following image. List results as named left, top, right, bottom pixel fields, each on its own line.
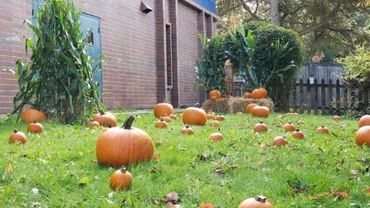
left=196, top=34, right=227, bottom=93
left=12, top=0, right=101, bottom=124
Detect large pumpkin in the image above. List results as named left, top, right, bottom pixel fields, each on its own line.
left=209, top=90, right=221, bottom=101
left=96, top=115, right=154, bottom=166
left=93, top=110, right=117, bottom=127
left=154, top=103, right=174, bottom=118
left=355, top=126, right=370, bottom=146
left=251, top=88, right=268, bottom=99
left=358, top=115, right=370, bottom=127
left=251, top=106, right=270, bottom=118
left=246, top=103, right=258, bottom=114
left=21, top=108, right=47, bottom=123
left=182, top=107, right=207, bottom=125
left=239, top=196, right=272, bottom=208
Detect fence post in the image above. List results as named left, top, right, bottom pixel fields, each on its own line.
left=336, top=79, right=341, bottom=112
left=321, top=79, right=326, bottom=114
left=328, top=79, right=333, bottom=113
left=314, top=79, right=318, bottom=114
left=308, top=79, right=313, bottom=114
left=299, top=79, right=304, bottom=113
left=343, top=85, right=348, bottom=112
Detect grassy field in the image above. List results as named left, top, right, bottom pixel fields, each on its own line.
left=0, top=112, right=369, bottom=207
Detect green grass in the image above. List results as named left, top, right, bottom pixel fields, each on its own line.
left=0, top=112, right=369, bottom=207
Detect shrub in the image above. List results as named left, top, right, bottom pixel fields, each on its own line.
left=12, top=0, right=101, bottom=124
left=196, top=34, right=227, bottom=94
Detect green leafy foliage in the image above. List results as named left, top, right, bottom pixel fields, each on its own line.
left=12, top=0, right=101, bottom=124
left=196, top=35, right=227, bottom=94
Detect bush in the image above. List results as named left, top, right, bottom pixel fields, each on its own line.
left=12, top=0, right=101, bottom=124
left=196, top=35, right=227, bottom=94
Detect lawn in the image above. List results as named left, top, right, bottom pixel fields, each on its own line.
left=0, top=112, right=369, bottom=207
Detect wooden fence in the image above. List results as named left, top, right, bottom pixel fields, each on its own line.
left=280, top=79, right=368, bottom=114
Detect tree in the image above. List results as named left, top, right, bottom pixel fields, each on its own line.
left=270, top=0, right=280, bottom=25
left=217, top=0, right=370, bottom=62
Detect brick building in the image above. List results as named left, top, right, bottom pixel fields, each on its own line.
left=0, top=0, right=218, bottom=114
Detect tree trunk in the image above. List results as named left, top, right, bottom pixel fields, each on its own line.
left=270, top=0, right=280, bottom=25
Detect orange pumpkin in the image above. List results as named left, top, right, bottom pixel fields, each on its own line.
left=244, top=92, right=252, bottom=99
left=182, top=107, right=207, bottom=125
left=199, top=203, right=214, bottom=208
left=292, top=129, right=305, bottom=139
left=93, top=110, right=117, bottom=127
left=215, top=115, right=225, bottom=121
left=254, top=122, right=268, bottom=132
left=209, top=90, right=221, bottom=101
left=169, top=114, right=177, bottom=120
left=9, top=130, right=27, bottom=144
left=155, top=119, right=168, bottom=128
left=251, top=106, right=270, bottom=118
left=239, top=195, right=272, bottom=208
left=27, top=121, right=44, bottom=134
left=317, top=126, right=329, bottom=134
left=154, top=103, right=174, bottom=118
left=283, top=122, right=296, bottom=132
left=209, top=120, right=221, bottom=127
left=110, top=167, right=133, bottom=191
left=209, top=132, right=223, bottom=142
left=355, top=126, right=370, bottom=146
left=87, top=120, right=100, bottom=128
left=358, top=115, right=370, bottom=127
left=333, top=115, right=341, bottom=122
left=251, top=88, right=268, bottom=99
left=181, top=125, right=194, bottom=135
left=96, top=116, right=154, bottom=167
left=21, top=108, right=47, bottom=123
left=161, top=116, right=171, bottom=122
left=207, top=112, right=216, bottom=120
left=246, top=103, right=259, bottom=114
left=273, top=136, right=288, bottom=146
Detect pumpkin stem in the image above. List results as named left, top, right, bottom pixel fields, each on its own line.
left=33, top=120, right=37, bottom=123
left=98, top=108, right=105, bottom=115
left=259, top=121, right=263, bottom=124
left=296, top=129, right=300, bottom=132
left=13, top=129, right=18, bottom=133
left=122, top=115, right=135, bottom=129
left=255, top=195, right=267, bottom=203
left=185, top=124, right=189, bottom=128
left=160, top=118, right=164, bottom=122
left=120, top=166, right=127, bottom=173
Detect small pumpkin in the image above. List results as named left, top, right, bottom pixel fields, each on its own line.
left=27, top=121, right=44, bottom=134
left=181, top=125, right=194, bottom=135
left=358, top=115, right=370, bottom=127
left=96, top=115, right=154, bottom=167
left=207, top=112, right=216, bottom=120
left=209, top=90, right=221, bottom=101
left=21, top=108, right=47, bottom=123
left=154, top=103, right=174, bottom=118
left=239, top=195, right=272, bottom=208
left=9, top=130, right=27, bottom=144
left=283, top=122, right=296, bottom=132
left=246, top=103, right=258, bottom=114
left=87, top=120, right=100, bottom=128
left=244, top=92, right=252, bottom=99
left=110, top=167, right=133, bottom=191
left=292, top=129, right=305, bottom=139
left=251, top=106, right=270, bottom=118
left=215, top=115, right=225, bottom=121
left=199, top=203, right=214, bottom=208
left=254, top=122, right=268, bottom=133
left=333, top=115, right=341, bottom=122
left=355, top=126, right=370, bottom=146
left=251, top=88, right=268, bottom=99
left=210, top=120, right=221, bottom=127
left=93, top=110, right=117, bottom=127
left=273, top=136, right=288, bottom=146
left=182, top=107, right=207, bottom=125
left=297, top=120, right=305, bottom=125
left=162, top=116, right=171, bottom=122
left=317, top=126, right=329, bottom=134
left=169, top=114, right=177, bottom=120
left=209, top=132, right=223, bottom=142
left=155, top=119, right=168, bottom=128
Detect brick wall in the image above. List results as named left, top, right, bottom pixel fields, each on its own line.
left=0, top=0, right=218, bottom=114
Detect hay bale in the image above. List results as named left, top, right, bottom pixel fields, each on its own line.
left=202, top=97, right=274, bottom=113
left=202, top=98, right=230, bottom=113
